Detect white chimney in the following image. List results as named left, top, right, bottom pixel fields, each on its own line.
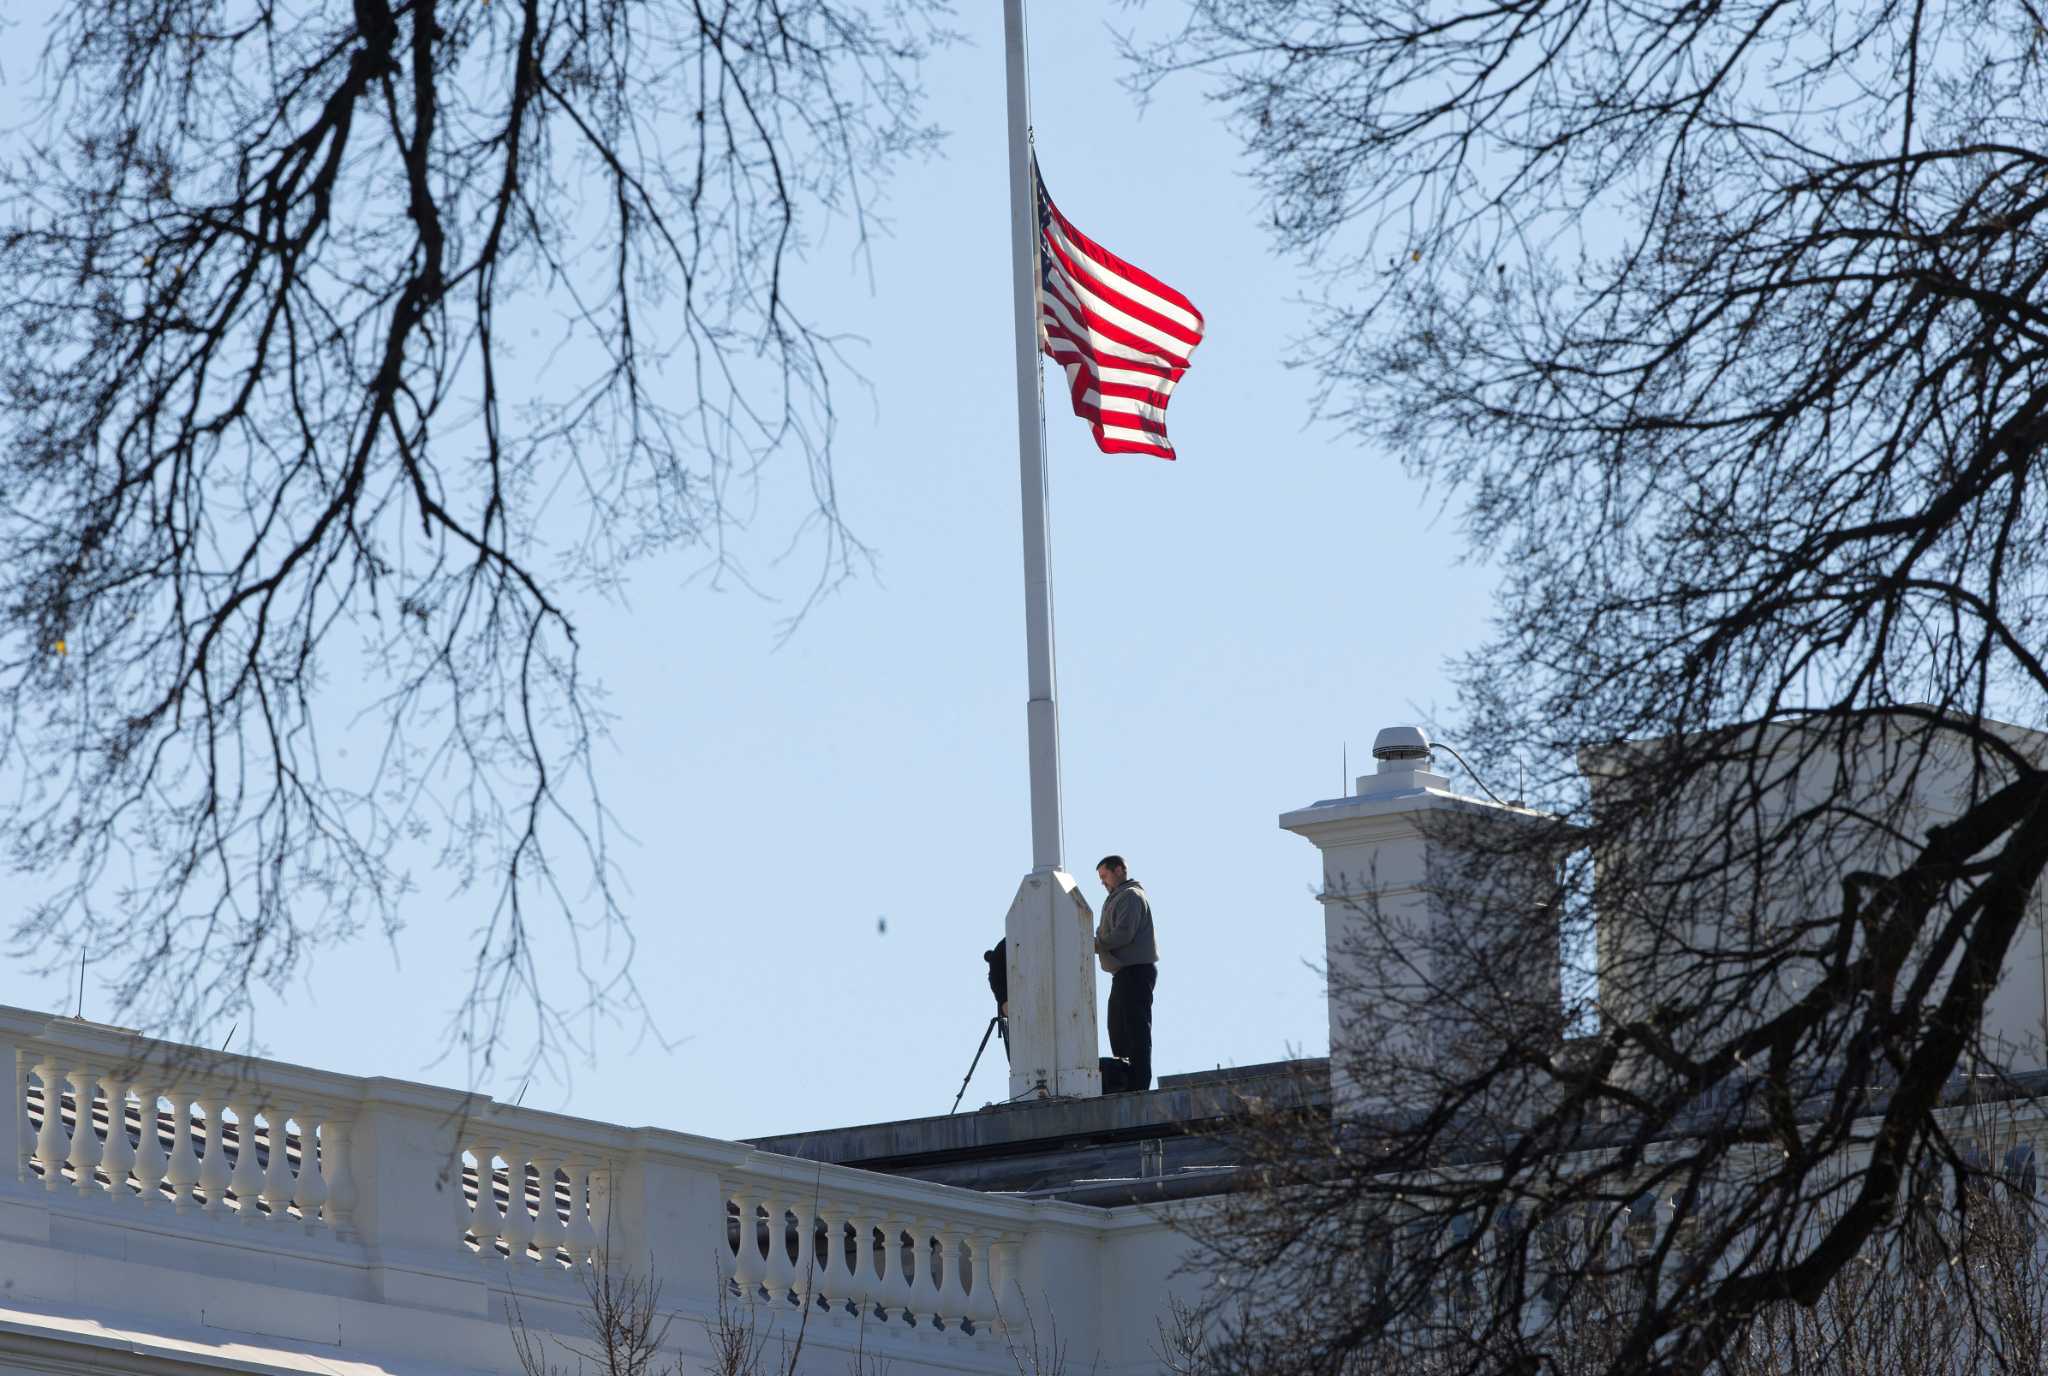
left=1280, top=726, right=1562, bottom=1114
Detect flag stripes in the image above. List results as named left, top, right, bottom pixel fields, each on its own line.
left=1036, top=164, right=1204, bottom=460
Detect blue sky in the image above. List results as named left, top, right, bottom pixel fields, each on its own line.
left=0, top=5, right=1499, bottom=1139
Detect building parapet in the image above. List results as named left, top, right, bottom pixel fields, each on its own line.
left=1, top=1007, right=1195, bottom=1375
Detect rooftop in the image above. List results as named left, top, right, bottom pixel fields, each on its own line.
left=747, top=1058, right=1328, bottom=1203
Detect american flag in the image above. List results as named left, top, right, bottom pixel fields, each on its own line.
left=1036, top=162, right=1205, bottom=460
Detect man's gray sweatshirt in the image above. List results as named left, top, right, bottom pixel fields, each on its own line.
left=1095, top=879, right=1158, bottom=973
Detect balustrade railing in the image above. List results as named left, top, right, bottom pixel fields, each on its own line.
left=4, top=1008, right=1095, bottom=1354
left=15, top=1035, right=354, bottom=1233
left=460, top=1141, right=606, bottom=1268
left=724, top=1172, right=1012, bottom=1337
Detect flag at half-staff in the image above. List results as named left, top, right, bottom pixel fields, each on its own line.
left=1035, top=161, right=1206, bottom=460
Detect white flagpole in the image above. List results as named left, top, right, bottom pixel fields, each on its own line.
left=1000, top=0, right=1097, bottom=1103
left=1003, top=0, right=1063, bottom=875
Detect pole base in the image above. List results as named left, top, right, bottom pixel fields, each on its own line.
left=1003, top=869, right=1102, bottom=1101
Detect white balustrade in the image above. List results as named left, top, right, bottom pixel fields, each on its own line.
left=460, top=1139, right=603, bottom=1269
left=9, top=1024, right=354, bottom=1238
left=715, top=1174, right=1009, bottom=1341
left=5, top=1008, right=1048, bottom=1355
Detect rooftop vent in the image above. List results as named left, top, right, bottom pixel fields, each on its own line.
left=1372, top=725, right=1431, bottom=764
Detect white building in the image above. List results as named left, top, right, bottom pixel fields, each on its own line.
left=7, top=723, right=2048, bottom=1374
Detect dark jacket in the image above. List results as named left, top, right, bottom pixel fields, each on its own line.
left=1094, top=878, right=1158, bottom=972
left=985, top=938, right=1008, bottom=1006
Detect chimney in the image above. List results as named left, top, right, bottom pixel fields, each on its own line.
left=1279, top=726, right=1562, bottom=1114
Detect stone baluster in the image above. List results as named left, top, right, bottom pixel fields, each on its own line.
left=27, top=1056, right=57, bottom=1187
left=789, top=1197, right=822, bottom=1312
left=759, top=1190, right=798, bottom=1304
left=259, top=1106, right=294, bottom=1221
left=227, top=1094, right=265, bottom=1220
left=904, top=1218, right=931, bottom=1325
left=500, top=1148, right=535, bottom=1262
left=728, top=1186, right=765, bottom=1297
left=163, top=1092, right=199, bottom=1212
left=829, top=1215, right=859, bottom=1316
left=923, top=1224, right=950, bottom=1326
left=808, top=1203, right=839, bottom=1314
left=835, top=1211, right=866, bottom=1316
left=855, top=1214, right=890, bottom=1320
left=320, top=1116, right=355, bottom=1230
left=489, top=1147, right=515, bottom=1258
left=961, top=1230, right=999, bottom=1331
left=877, top=1213, right=916, bottom=1324
left=564, top=1161, right=600, bottom=1265
left=907, top=1219, right=938, bottom=1326
left=65, top=1065, right=101, bottom=1196
left=466, top=1146, right=497, bottom=1253
left=984, top=1233, right=1020, bottom=1333
left=884, top=1220, right=917, bottom=1326
left=97, top=1073, right=136, bottom=1199
left=466, top=1147, right=497, bottom=1256
left=132, top=1087, right=167, bottom=1206
left=935, top=1225, right=971, bottom=1329
left=196, top=1094, right=230, bottom=1216
left=442, top=1143, right=470, bottom=1254
left=30, top=1054, right=65, bottom=1190
left=291, top=1111, right=328, bottom=1229
left=464, top=1146, right=487, bottom=1261
left=851, top=1213, right=882, bottom=1318
left=531, top=1151, right=565, bottom=1261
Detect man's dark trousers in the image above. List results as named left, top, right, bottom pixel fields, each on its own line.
left=1107, top=963, right=1157, bottom=1092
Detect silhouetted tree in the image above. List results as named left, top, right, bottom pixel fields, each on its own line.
left=1128, top=1, right=2048, bottom=1372
left=1184, top=1139, right=2048, bottom=1375
left=0, top=0, right=949, bottom=1067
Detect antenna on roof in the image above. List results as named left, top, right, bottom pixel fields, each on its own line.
left=1341, top=742, right=1347, bottom=796
left=74, top=949, right=86, bottom=1020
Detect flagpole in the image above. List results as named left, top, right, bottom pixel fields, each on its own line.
left=1004, top=0, right=1063, bottom=875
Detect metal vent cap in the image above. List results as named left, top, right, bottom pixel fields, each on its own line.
left=1371, top=725, right=1431, bottom=762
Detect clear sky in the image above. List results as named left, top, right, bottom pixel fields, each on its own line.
left=0, top=5, right=1499, bottom=1139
